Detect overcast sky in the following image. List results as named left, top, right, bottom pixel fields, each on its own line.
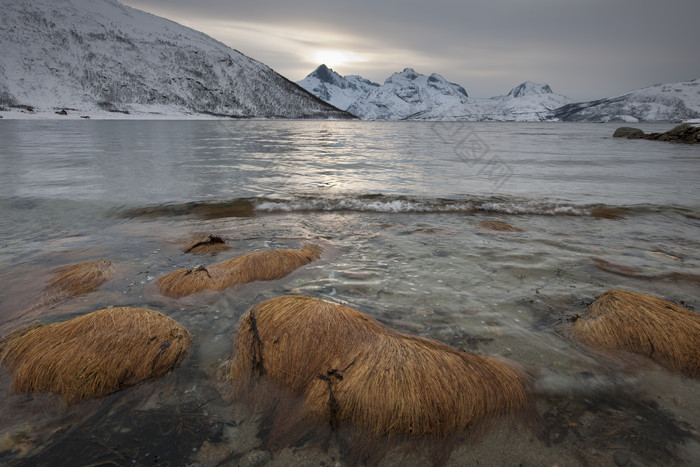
left=121, top=0, right=699, bottom=101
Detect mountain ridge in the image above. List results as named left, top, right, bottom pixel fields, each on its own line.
left=298, top=65, right=570, bottom=121
left=552, top=79, right=700, bottom=122
left=297, top=65, right=700, bottom=122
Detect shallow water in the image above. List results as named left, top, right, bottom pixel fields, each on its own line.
left=0, top=120, right=699, bottom=466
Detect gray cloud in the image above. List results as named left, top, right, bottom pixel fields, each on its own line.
left=122, top=0, right=700, bottom=100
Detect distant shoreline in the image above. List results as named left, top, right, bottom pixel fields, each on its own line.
left=2, top=108, right=697, bottom=123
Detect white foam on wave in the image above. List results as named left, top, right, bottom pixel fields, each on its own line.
left=253, top=195, right=592, bottom=216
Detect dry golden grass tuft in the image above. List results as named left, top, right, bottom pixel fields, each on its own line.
left=0, top=307, right=192, bottom=402
left=35, top=259, right=114, bottom=308
left=477, top=221, right=525, bottom=232
left=228, top=295, right=531, bottom=441
left=570, top=289, right=700, bottom=377
left=157, top=245, right=322, bottom=299
left=156, top=265, right=217, bottom=299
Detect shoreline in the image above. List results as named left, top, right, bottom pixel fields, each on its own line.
left=2, top=107, right=698, bottom=123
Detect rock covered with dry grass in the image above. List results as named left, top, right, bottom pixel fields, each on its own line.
left=157, top=245, right=322, bottom=299
left=228, top=295, right=531, bottom=441
left=570, top=289, right=700, bottom=377
left=34, top=259, right=114, bottom=309
left=0, top=307, right=192, bottom=402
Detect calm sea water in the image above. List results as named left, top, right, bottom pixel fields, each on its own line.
left=0, top=120, right=698, bottom=466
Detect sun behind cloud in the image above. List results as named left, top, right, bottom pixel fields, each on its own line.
left=311, top=49, right=365, bottom=68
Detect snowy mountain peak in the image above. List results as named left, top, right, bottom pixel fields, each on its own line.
left=296, top=65, right=379, bottom=111
left=428, top=74, right=469, bottom=98
left=506, top=81, right=554, bottom=99
left=347, top=68, right=471, bottom=120
left=309, top=64, right=344, bottom=86
left=386, top=68, right=420, bottom=83
left=0, top=0, right=351, bottom=118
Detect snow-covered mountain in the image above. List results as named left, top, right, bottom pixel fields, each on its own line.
left=552, top=79, right=700, bottom=122
left=0, top=0, right=351, bottom=119
left=505, top=81, right=552, bottom=99
left=298, top=67, right=567, bottom=121
left=296, top=64, right=379, bottom=111
left=345, top=68, right=471, bottom=120
left=298, top=64, right=699, bottom=122
left=410, top=80, right=571, bottom=122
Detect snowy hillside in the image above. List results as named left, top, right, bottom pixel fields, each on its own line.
left=296, top=64, right=379, bottom=111
left=0, top=0, right=351, bottom=119
left=552, top=79, right=700, bottom=122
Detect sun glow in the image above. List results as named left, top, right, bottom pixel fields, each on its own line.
left=311, top=49, right=364, bottom=68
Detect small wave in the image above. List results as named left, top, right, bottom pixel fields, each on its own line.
left=254, top=193, right=595, bottom=216
left=118, top=198, right=256, bottom=219
left=116, top=194, right=697, bottom=219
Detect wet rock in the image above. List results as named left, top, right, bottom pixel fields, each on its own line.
left=195, top=440, right=232, bottom=466
left=477, top=220, right=525, bottom=232
left=613, top=127, right=645, bottom=139
left=238, top=449, right=272, bottom=467
left=576, top=448, right=614, bottom=467
left=590, top=207, right=627, bottom=219
left=613, top=124, right=700, bottom=144
left=613, top=450, right=631, bottom=466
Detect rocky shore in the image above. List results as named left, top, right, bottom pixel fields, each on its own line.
left=613, top=123, right=700, bottom=143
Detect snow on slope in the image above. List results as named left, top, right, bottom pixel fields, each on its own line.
left=505, top=81, right=552, bottom=99
left=296, top=64, right=379, bottom=111
left=0, top=0, right=351, bottom=119
left=552, top=79, right=700, bottom=122
left=476, top=83, right=571, bottom=122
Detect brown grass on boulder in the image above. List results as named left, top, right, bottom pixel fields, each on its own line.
left=0, top=307, right=192, bottom=402
left=38, top=259, right=114, bottom=307
left=157, top=245, right=322, bottom=299
left=570, top=289, right=700, bottom=377
left=477, top=221, right=525, bottom=232
left=228, top=295, right=531, bottom=442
